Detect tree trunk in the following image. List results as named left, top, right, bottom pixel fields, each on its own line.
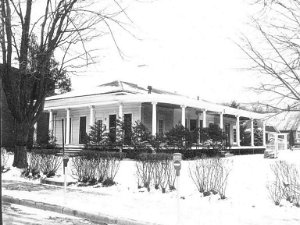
left=12, top=122, right=30, bottom=168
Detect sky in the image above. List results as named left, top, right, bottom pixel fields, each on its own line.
left=70, top=0, right=261, bottom=104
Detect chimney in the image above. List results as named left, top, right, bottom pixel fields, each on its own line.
left=147, top=86, right=152, bottom=94
left=197, top=96, right=200, bottom=100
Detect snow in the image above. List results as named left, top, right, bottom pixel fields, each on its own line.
left=2, top=151, right=300, bottom=225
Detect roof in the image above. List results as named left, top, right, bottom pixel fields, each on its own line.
left=45, top=80, right=265, bottom=119
left=266, top=111, right=300, bottom=131
left=47, top=80, right=180, bottom=100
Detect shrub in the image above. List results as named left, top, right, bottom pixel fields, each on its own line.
left=85, top=120, right=109, bottom=150
left=189, top=157, right=231, bottom=199
left=267, top=161, right=300, bottom=206
left=1, top=148, right=9, bottom=172
left=136, top=153, right=176, bottom=192
left=72, top=151, right=124, bottom=185
left=165, top=124, right=195, bottom=151
left=72, top=156, right=98, bottom=183
left=22, top=149, right=61, bottom=179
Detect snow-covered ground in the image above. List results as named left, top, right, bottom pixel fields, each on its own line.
left=2, top=150, right=300, bottom=225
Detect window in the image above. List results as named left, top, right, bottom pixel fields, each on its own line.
left=124, top=114, right=132, bottom=145
left=159, top=120, right=164, bottom=135
left=79, top=117, right=86, bottom=144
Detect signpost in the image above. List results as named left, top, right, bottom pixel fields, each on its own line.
left=62, top=119, right=69, bottom=204
left=173, top=153, right=182, bottom=225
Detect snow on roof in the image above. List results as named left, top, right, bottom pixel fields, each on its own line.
left=47, top=80, right=180, bottom=100
left=266, top=111, right=300, bottom=131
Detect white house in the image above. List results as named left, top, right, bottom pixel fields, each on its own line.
left=42, top=80, right=266, bottom=149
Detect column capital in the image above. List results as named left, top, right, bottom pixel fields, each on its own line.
left=151, top=101, right=157, bottom=105
left=181, top=105, right=186, bottom=109
left=48, top=109, right=53, bottom=113
left=66, top=108, right=70, bottom=111
left=89, top=105, right=95, bottom=109
left=235, top=115, right=240, bottom=118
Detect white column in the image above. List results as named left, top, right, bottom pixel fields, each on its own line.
left=262, top=120, right=266, bottom=147
left=181, top=105, right=186, bottom=127
left=118, top=103, right=123, bottom=122
left=34, top=122, right=37, bottom=143
left=49, top=110, right=53, bottom=133
left=220, top=112, right=224, bottom=130
left=236, top=115, right=240, bottom=146
left=89, top=105, right=95, bottom=126
left=197, top=112, right=201, bottom=144
left=66, top=108, right=70, bottom=145
left=250, top=119, right=254, bottom=147
left=203, top=110, right=207, bottom=128
left=152, top=102, right=157, bottom=136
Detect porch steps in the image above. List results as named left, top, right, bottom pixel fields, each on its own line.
left=58, top=146, right=83, bottom=156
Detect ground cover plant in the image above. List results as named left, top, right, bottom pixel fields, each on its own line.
left=267, top=160, right=300, bottom=207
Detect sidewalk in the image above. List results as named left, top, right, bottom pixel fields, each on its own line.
left=2, top=179, right=162, bottom=225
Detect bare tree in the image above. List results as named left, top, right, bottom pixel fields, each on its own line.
left=0, top=0, right=132, bottom=168
left=238, top=0, right=300, bottom=112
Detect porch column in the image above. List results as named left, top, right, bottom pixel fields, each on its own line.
left=181, top=105, right=186, bottom=127
left=89, top=105, right=95, bottom=126
left=236, top=115, right=240, bottom=147
left=220, top=112, right=224, bottom=130
left=118, top=103, right=123, bottom=122
left=203, top=110, right=207, bottom=128
left=250, top=119, right=254, bottom=147
left=66, top=108, right=70, bottom=145
left=197, top=112, right=201, bottom=144
left=34, top=122, right=37, bottom=143
left=49, top=110, right=53, bottom=133
left=262, top=120, right=266, bottom=147
left=152, top=102, right=157, bottom=136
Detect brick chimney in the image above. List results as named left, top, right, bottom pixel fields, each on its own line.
left=147, top=86, right=152, bottom=94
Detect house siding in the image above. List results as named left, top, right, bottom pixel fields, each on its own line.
left=51, top=103, right=141, bottom=145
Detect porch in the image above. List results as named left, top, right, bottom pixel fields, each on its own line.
left=43, top=93, right=267, bottom=149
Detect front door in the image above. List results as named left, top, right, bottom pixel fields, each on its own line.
left=79, top=116, right=86, bottom=144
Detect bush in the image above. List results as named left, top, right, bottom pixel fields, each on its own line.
left=22, top=149, right=61, bottom=179
left=1, top=148, right=9, bottom=172
left=136, top=153, right=176, bottom=193
left=72, top=151, right=124, bottom=186
left=189, top=157, right=232, bottom=199
left=267, top=161, right=300, bottom=207
left=85, top=120, right=109, bottom=150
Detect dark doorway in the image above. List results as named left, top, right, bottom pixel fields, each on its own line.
left=79, top=116, right=86, bottom=144
left=225, top=123, right=230, bottom=146
left=124, top=114, right=132, bottom=145
left=109, top=114, right=117, bottom=143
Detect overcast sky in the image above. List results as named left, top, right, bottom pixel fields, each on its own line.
left=70, top=0, right=261, bottom=104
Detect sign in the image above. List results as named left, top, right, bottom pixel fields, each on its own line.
left=63, top=157, right=69, bottom=174
left=173, top=153, right=182, bottom=176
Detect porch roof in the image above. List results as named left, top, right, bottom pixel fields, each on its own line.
left=44, top=92, right=265, bottom=119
